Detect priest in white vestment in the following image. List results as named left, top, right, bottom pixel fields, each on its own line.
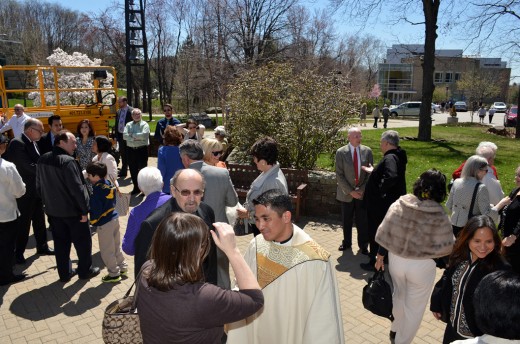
left=226, top=190, right=345, bottom=344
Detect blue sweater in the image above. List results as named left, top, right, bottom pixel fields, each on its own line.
left=89, top=179, right=118, bottom=226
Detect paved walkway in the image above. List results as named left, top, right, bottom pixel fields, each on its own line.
left=0, top=158, right=447, bottom=343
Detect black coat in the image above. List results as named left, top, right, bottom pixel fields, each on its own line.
left=364, top=147, right=408, bottom=223
left=36, top=146, right=89, bottom=217
left=134, top=198, right=218, bottom=284
left=5, top=134, right=40, bottom=194
left=37, top=132, right=53, bottom=156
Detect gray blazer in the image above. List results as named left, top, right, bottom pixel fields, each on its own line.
left=189, top=161, right=238, bottom=222
left=335, top=144, right=373, bottom=202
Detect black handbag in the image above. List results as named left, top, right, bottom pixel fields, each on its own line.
left=362, top=269, right=394, bottom=320
left=430, top=269, right=451, bottom=323
left=467, top=182, right=481, bottom=220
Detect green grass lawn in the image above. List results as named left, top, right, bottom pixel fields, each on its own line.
left=317, top=124, right=520, bottom=194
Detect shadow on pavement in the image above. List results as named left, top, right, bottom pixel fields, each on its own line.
left=9, top=278, right=118, bottom=321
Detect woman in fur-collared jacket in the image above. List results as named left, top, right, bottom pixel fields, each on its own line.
left=374, top=169, right=455, bottom=344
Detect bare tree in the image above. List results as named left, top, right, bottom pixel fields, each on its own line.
left=331, top=0, right=449, bottom=141
left=461, top=0, right=520, bottom=137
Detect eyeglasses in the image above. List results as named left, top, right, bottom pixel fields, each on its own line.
left=30, top=127, right=44, bottom=134
left=188, top=126, right=197, bottom=129
left=172, top=185, right=204, bottom=197
left=212, top=150, right=223, bottom=156
left=164, top=109, right=172, bottom=112
left=14, top=108, right=23, bottom=111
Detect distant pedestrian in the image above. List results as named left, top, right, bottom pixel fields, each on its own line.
left=441, top=101, right=446, bottom=113
left=478, top=106, right=486, bottom=124
left=488, top=108, right=496, bottom=124
left=360, top=103, right=367, bottom=127
left=382, top=104, right=390, bottom=128
left=372, top=105, right=380, bottom=128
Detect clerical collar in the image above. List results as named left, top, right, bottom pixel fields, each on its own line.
left=274, top=232, right=293, bottom=245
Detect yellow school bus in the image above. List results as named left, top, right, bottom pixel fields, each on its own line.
left=0, top=65, right=118, bottom=136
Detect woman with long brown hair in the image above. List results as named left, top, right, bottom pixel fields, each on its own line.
left=431, top=215, right=509, bottom=343
left=137, top=213, right=263, bottom=344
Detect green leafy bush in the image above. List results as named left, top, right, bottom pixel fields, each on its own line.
left=228, top=63, right=360, bottom=169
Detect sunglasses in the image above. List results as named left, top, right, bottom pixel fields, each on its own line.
left=173, top=185, right=204, bottom=197
left=212, top=150, right=223, bottom=156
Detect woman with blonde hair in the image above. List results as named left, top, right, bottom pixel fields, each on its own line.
left=200, top=138, right=226, bottom=168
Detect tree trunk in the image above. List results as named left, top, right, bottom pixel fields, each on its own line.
left=418, top=0, right=440, bottom=141
left=516, top=83, right=520, bottom=139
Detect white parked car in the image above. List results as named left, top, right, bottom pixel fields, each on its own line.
left=490, top=102, right=507, bottom=112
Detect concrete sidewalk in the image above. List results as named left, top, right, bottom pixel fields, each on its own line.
left=0, top=157, right=446, bottom=343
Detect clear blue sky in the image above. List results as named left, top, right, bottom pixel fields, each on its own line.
left=51, top=0, right=518, bottom=83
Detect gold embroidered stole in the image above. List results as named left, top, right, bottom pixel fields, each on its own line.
left=256, top=236, right=330, bottom=289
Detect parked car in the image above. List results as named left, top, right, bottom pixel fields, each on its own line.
left=431, top=103, right=441, bottom=113
left=453, top=101, right=467, bottom=112
left=390, top=101, right=424, bottom=117
left=491, top=102, right=507, bottom=112
left=504, top=106, right=518, bottom=127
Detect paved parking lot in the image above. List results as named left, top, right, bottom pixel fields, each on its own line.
left=0, top=158, right=448, bottom=344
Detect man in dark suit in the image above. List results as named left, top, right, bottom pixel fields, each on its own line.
left=134, top=169, right=217, bottom=284
left=360, top=130, right=407, bottom=271
left=38, top=115, right=62, bottom=155
left=5, top=119, right=54, bottom=264
left=36, top=131, right=99, bottom=282
left=335, top=127, right=373, bottom=254
left=179, top=140, right=238, bottom=289
left=115, top=97, right=133, bottom=178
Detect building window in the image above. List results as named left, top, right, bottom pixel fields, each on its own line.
left=435, top=72, right=443, bottom=83
left=455, top=73, right=461, bottom=81
left=445, top=72, right=453, bottom=83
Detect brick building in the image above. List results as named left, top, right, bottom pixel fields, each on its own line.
left=378, top=44, right=511, bottom=105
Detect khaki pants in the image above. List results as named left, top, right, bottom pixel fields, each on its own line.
left=97, top=218, right=127, bottom=277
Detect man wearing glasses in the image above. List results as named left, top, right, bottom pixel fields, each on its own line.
left=0, top=104, right=31, bottom=138
left=5, top=119, right=54, bottom=264
left=179, top=140, right=238, bottom=289
left=154, top=103, right=180, bottom=145
left=134, top=169, right=217, bottom=283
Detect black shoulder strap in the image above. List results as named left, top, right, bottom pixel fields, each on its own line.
left=468, top=182, right=481, bottom=220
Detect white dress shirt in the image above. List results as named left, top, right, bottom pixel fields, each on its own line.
left=0, top=113, right=30, bottom=138
left=0, top=158, right=26, bottom=222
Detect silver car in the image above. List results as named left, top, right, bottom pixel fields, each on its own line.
left=390, top=101, right=422, bottom=117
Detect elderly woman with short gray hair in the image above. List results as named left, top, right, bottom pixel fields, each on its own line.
left=447, top=155, right=510, bottom=237
left=121, top=167, right=171, bottom=256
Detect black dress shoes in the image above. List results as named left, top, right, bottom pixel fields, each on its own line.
left=338, top=244, right=351, bottom=251
left=79, top=267, right=101, bottom=280
left=360, top=248, right=370, bottom=255
left=60, top=269, right=78, bottom=283
left=37, top=247, right=55, bottom=255
left=0, top=274, right=26, bottom=286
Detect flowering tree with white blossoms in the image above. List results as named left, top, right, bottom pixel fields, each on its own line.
left=29, top=48, right=115, bottom=106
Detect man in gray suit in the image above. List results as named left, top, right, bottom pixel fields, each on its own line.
left=179, top=140, right=238, bottom=289
left=335, top=127, right=373, bottom=254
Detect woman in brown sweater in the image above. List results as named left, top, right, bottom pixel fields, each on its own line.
left=137, top=212, right=263, bottom=344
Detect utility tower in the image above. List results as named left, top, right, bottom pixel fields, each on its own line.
left=124, top=0, right=152, bottom=120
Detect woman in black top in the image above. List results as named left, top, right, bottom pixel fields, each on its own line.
left=432, top=215, right=508, bottom=344
left=501, top=165, right=520, bottom=273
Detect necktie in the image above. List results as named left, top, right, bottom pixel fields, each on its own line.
left=353, top=147, right=359, bottom=186
left=33, top=142, right=40, bottom=156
